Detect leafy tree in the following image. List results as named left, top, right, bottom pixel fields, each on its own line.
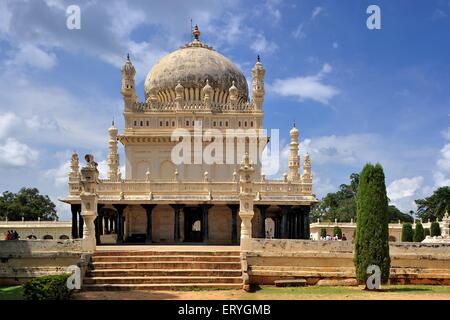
left=311, top=173, right=359, bottom=222
left=413, top=222, right=425, bottom=242
left=354, top=163, right=390, bottom=285
left=311, top=173, right=413, bottom=223
left=0, top=188, right=57, bottom=221
left=333, top=226, right=342, bottom=239
left=320, top=228, right=327, bottom=238
left=415, top=186, right=450, bottom=221
left=401, top=223, right=413, bottom=242
left=430, top=221, right=441, bottom=237
left=387, top=205, right=414, bottom=223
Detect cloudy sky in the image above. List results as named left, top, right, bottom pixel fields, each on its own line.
left=0, top=0, right=449, bottom=220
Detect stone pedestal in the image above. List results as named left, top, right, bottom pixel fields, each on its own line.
left=79, top=155, right=99, bottom=253
left=238, top=153, right=255, bottom=247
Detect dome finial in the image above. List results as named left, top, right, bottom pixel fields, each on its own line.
left=193, top=24, right=200, bottom=40
left=127, top=53, right=130, bottom=61
left=257, top=54, right=260, bottom=62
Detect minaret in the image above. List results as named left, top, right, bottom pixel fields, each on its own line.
left=302, top=153, right=312, bottom=184
left=107, top=121, right=120, bottom=181
left=121, top=54, right=137, bottom=110
left=251, top=55, right=265, bottom=111
left=69, top=153, right=79, bottom=180
left=288, top=124, right=300, bottom=181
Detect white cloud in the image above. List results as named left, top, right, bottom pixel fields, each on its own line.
left=387, top=176, right=424, bottom=201
left=250, top=34, right=278, bottom=54
left=0, top=112, right=19, bottom=139
left=270, top=63, right=339, bottom=105
left=45, top=161, right=70, bottom=187
left=7, top=44, right=57, bottom=70
left=333, top=42, right=339, bottom=49
left=292, top=23, right=306, bottom=39
left=299, top=133, right=381, bottom=166
left=433, top=142, right=450, bottom=187
left=0, top=138, right=39, bottom=167
left=311, top=6, right=324, bottom=20
left=387, top=176, right=424, bottom=212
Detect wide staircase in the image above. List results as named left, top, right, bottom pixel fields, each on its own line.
left=82, top=247, right=243, bottom=291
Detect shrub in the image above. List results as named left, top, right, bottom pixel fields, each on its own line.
left=354, top=163, right=390, bottom=285
left=401, top=223, right=413, bottom=242
left=333, top=226, right=342, bottom=239
left=413, top=222, right=425, bottom=242
left=424, top=228, right=430, bottom=236
left=320, top=228, right=327, bottom=238
left=23, top=274, right=72, bottom=300
left=431, top=221, right=441, bottom=237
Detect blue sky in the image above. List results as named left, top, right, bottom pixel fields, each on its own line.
left=0, top=0, right=449, bottom=220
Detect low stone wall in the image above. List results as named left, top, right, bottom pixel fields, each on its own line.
left=0, top=239, right=83, bottom=285
left=242, top=239, right=450, bottom=285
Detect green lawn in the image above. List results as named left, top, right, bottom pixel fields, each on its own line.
left=0, top=286, right=24, bottom=300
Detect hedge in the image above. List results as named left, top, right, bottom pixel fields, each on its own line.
left=23, top=274, right=72, bottom=300
left=413, top=222, right=425, bottom=242
left=333, top=226, right=342, bottom=239
left=401, top=223, right=413, bottom=242
left=431, top=221, right=441, bottom=237
left=320, top=228, right=327, bottom=238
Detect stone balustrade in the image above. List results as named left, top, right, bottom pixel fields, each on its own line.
left=68, top=178, right=313, bottom=202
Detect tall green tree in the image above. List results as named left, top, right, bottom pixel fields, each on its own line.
left=415, top=186, right=450, bottom=221
left=0, top=188, right=57, bottom=221
left=413, top=222, right=425, bottom=242
left=354, top=163, right=390, bottom=285
left=430, top=221, right=441, bottom=237
left=401, top=223, right=413, bottom=242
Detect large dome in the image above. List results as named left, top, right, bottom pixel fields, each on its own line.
left=144, top=27, right=248, bottom=104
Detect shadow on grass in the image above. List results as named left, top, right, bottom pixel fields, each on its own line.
left=379, top=287, right=431, bottom=293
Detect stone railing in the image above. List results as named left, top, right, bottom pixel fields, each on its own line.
left=69, top=178, right=313, bottom=199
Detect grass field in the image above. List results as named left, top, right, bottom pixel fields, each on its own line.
left=0, top=286, right=24, bottom=300
left=2, top=284, right=450, bottom=300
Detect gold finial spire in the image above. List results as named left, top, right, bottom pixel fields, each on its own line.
left=193, top=24, right=200, bottom=40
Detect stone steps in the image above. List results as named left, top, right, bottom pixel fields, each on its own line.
left=84, top=276, right=243, bottom=284
left=91, top=255, right=240, bottom=262
left=83, top=283, right=243, bottom=291
left=83, top=248, right=243, bottom=291
left=91, top=261, right=241, bottom=270
left=93, top=250, right=240, bottom=257
left=87, top=268, right=243, bottom=277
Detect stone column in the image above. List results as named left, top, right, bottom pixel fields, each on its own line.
left=170, top=204, right=184, bottom=243
left=227, top=204, right=239, bottom=244
left=238, top=153, right=255, bottom=244
left=200, top=204, right=213, bottom=243
left=78, top=213, right=84, bottom=239
left=279, top=205, right=292, bottom=239
left=256, top=205, right=270, bottom=238
left=302, top=206, right=311, bottom=239
left=142, top=204, right=156, bottom=243
left=71, top=204, right=80, bottom=239
left=95, top=204, right=104, bottom=245
left=79, top=154, right=100, bottom=253
left=113, top=204, right=127, bottom=243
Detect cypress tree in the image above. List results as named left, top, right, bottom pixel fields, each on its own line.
left=424, top=228, right=430, bottom=237
left=401, top=223, right=413, bottom=242
left=320, top=228, right=327, bottom=238
left=354, top=163, right=390, bottom=285
left=333, top=226, right=342, bottom=239
left=430, top=221, right=441, bottom=237
left=413, top=222, right=425, bottom=242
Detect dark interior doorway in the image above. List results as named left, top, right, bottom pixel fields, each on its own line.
left=184, top=207, right=203, bottom=242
